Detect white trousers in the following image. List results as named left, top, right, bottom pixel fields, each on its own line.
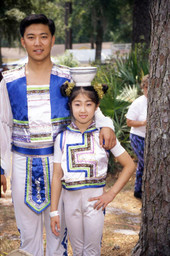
left=11, top=153, right=67, bottom=256
left=63, top=187, right=105, bottom=256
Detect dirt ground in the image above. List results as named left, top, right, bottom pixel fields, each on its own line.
left=0, top=172, right=142, bottom=256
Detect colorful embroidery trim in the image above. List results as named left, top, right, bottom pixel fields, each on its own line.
left=62, top=177, right=106, bottom=190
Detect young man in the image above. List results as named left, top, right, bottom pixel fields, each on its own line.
left=0, top=14, right=115, bottom=256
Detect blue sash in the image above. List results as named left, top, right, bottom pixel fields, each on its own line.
left=25, top=157, right=51, bottom=214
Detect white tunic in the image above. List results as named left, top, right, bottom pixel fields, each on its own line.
left=54, top=122, right=125, bottom=190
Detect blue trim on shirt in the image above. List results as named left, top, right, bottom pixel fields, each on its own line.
left=62, top=183, right=105, bottom=191
left=60, top=132, right=64, bottom=151
left=66, top=133, right=89, bottom=178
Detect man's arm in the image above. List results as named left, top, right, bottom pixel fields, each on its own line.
left=95, top=107, right=116, bottom=149
left=0, top=78, right=13, bottom=180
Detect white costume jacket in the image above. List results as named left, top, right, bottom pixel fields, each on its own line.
left=54, top=122, right=125, bottom=190
left=0, top=64, right=71, bottom=213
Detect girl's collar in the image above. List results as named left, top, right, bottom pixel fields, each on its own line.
left=67, top=121, right=98, bottom=134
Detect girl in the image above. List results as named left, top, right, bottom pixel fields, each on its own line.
left=50, top=78, right=135, bottom=256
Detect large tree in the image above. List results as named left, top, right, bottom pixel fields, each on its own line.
left=132, top=0, right=151, bottom=49
left=65, top=1, right=72, bottom=49
left=133, top=0, right=170, bottom=255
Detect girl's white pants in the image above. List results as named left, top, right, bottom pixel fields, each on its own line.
left=11, top=153, right=67, bottom=256
left=63, top=187, right=104, bottom=256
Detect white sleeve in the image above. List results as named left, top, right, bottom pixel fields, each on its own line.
left=0, top=79, right=13, bottom=176
left=53, top=133, right=62, bottom=163
left=95, top=107, right=115, bottom=130
left=110, top=138, right=125, bottom=157
left=126, top=100, right=138, bottom=120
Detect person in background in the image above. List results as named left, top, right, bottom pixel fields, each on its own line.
left=0, top=14, right=116, bottom=255
left=126, top=74, right=149, bottom=199
left=50, top=73, right=135, bottom=256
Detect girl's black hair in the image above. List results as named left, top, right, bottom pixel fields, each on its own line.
left=60, top=82, right=108, bottom=107
left=20, top=14, right=55, bottom=37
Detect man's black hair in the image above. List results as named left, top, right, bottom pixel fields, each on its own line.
left=20, top=14, right=55, bottom=37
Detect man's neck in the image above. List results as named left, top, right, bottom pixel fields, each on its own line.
left=26, top=58, right=53, bottom=73
left=25, top=59, right=53, bottom=85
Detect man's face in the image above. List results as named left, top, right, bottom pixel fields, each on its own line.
left=21, top=23, right=55, bottom=63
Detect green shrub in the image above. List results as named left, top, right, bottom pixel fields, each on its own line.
left=115, top=43, right=149, bottom=86
left=56, top=51, right=79, bottom=67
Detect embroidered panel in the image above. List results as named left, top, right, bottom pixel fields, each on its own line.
left=27, top=84, right=53, bottom=143
left=12, top=119, right=30, bottom=143
left=52, top=117, right=70, bottom=141
left=67, top=133, right=98, bottom=178
left=60, top=124, right=110, bottom=190
left=3, top=65, right=25, bottom=83
left=25, top=157, right=51, bottom=213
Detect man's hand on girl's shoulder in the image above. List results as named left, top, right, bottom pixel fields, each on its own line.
left=99, top=127, right=116, bottom=150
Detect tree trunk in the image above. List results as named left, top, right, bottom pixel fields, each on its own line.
left=90, top=37, right=95, bottom=49
left=65, top=1, right=72, bottom=50
left=132, top=0, right=170, bottom=255
left=95, top=20, right=103, bottom=62
left=132, top=0, right=151, bottom=49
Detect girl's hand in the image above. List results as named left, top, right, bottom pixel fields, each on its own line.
left=88, top=191, right=116, bottom=210
left=50, top=216, right=60, bottom=236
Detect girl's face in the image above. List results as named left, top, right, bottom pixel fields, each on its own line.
left=71, top=92, right=99, bottom=132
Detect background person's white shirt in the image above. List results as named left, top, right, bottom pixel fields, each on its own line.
left=126, top=95, right=147, bottom=138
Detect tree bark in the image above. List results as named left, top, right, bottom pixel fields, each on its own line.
left=90, top=37, right=95, bottom=49
left=95, top=20, right=103, bottom=62
left=132, top=0, right=170, bottom=255
left=65, top=1, right=72, bottom=50
left=132, top=0, right=151, bottom=49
